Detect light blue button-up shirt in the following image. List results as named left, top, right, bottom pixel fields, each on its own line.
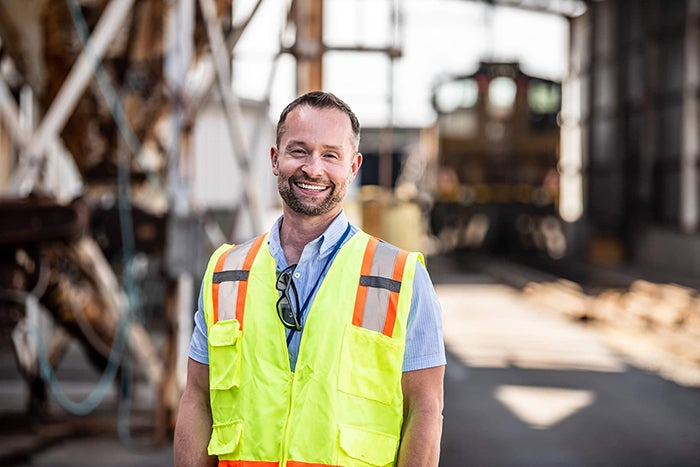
left=188, top=210, right=446, bottom=372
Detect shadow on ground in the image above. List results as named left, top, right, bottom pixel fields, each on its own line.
left=441, top=350, right=700, bottom=467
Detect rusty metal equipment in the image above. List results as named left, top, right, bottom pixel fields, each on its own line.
left=0, top=0, right=255, bottom=443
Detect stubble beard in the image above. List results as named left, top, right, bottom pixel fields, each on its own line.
left=278, top=174, right=347, bottom=216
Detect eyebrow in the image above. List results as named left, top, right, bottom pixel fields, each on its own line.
left=285, top=140, right=344, bottom=152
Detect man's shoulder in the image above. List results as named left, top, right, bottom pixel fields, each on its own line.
left=205, top=233, right=270, bottom=271
left=357, top=229, right=417, bottom=254
left=353, top=230, right=427, bottom=274
left=213, top=232, right=269, bottom=253
left=375, top=236, right=426, bottom=265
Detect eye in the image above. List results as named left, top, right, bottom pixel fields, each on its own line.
left=289, top=148, right=306, bottom=156
left=323, top=152, right=339, bottom=159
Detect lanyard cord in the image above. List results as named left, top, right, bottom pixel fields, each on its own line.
left=286, top=223, right=352, bottom=345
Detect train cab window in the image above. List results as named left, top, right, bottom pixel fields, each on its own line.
left=487, top=77, right=516, bottom=117
left=528, top=80, right=561, bottom=130
left=528, top=81, right=560, bottom=114
left=434, top=78, right=478, bottom=114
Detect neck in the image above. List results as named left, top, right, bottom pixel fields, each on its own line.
left=279, top=208, right=342, bottom=265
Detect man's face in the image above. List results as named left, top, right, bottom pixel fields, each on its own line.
left=271, top=105, right=362, bottom=218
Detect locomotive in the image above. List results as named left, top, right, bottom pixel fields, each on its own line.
left=428, top=61, right=565, bottom=257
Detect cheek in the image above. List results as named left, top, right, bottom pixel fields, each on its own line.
left=274, top=159, right=293, bottom=177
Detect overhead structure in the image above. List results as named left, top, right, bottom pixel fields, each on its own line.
left=283, top=0, right=404, bottom=188
left=474, top=0, right=587, bottom=17
left=290, top=0, right=324, bottom=94
left=0, top=0, right=273, bottom=438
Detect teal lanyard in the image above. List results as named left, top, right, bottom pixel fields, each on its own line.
left=286, top=223, right=352, bottom=345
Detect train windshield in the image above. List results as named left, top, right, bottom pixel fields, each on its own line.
left=434, top=78, right=479, bottom=113
left=487, top=77, right=517, bottom=117
left=528, top=80, right=561, bottom=114
left=528, top=80, right=561, bottom=130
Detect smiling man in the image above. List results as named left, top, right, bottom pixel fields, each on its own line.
left=174, top=91, right=446, bottom=467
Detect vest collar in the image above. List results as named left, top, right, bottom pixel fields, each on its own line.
left=268, top=210, right=352, bottom=268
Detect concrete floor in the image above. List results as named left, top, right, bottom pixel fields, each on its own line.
left=1, top=253, right=699, bottom=466
left=433, top=262, right=700, bottom=467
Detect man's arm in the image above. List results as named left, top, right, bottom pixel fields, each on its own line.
left=397, top=365, right=445, bottom=467
left=174, top=358, right=217, bottom=467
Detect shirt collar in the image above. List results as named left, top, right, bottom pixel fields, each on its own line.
left=267, top=210, right=349, bottom=265
left=316, top=210, right=349, bottom=257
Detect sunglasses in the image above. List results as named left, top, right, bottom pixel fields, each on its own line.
left=276, top=265, right=302, bottom=331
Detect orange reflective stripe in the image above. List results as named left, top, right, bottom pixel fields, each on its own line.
left=218, top=460, right=337, bottom=467
left=382, top=248, right=408, bottom=337
left=352, top=236, right=379, bottom=327
left=212, top=245, right=237, bottom=324
left=218, top=461, right=278, bottom=467
left=287, top=461, right=339, bottom=467
left=353, top=238, right=410, bottom=337
left=235, top=234, right=266, bottom=329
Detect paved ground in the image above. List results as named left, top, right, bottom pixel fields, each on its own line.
left=0, top=339, right=174, bottom=466
left=431, top=254, right=700, bottom=467
left=1, top=253, right=699, bottom=466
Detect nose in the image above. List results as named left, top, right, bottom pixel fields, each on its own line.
left=301, top=154, right=324, bottom=178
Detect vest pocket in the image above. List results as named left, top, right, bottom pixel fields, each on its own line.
left=338, top=324, right=403, bottom=405
left=209, top=319, right=242, bottom=390
left=208, top=419, right=243, bottom=456
left=338, top=424, right=398, bottom=466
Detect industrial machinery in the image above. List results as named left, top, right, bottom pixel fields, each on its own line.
left=0, top=0, right=253, bottom=441
left=429, top=61, right=565, bottom=257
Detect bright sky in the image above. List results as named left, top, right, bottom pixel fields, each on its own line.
left=232, top=0, right=569, bottom=128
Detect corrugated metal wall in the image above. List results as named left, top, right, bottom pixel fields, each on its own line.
left=573, top=0, right=698, bottom=267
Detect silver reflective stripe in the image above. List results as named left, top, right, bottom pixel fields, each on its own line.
left=216, top=237, right=259, bottom=322
left=361, top=241, right=400, bottom=333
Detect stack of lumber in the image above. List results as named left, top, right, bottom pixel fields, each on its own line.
left=523, top=278, right=700, bottom=367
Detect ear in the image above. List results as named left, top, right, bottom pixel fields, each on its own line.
left=349, top=152, right=363, bottom=182
left=270, top=146, right=279, bottom=176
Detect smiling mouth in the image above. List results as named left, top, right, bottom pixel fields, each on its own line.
left=295, top=181, right=329, bottom=192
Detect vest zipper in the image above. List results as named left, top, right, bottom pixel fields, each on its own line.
left=279, top=371, right=295, bottom=466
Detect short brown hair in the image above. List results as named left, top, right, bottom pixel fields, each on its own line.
left=276, top=91, right=361, bottom=150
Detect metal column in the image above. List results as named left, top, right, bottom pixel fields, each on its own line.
left=680, top=0, right=700, bottom=232
left=293, top=0, right=324, bottom=94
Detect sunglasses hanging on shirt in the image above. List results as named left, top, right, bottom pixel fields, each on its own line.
left=276, top=265, right=302, bottom=331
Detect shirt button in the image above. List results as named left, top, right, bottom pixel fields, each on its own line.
left=294, top=272, right=301, bottom=279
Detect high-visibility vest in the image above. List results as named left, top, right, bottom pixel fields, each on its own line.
left=201, top=229, right=423, bottom=467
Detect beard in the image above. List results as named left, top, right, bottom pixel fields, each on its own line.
left=277, top=173, right=347, bottom=216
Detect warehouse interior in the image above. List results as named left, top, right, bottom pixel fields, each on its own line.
left=0, top=0, right=699, bottom=465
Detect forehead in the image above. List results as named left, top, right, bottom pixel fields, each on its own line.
left=281, top=106, right=356, bottom=148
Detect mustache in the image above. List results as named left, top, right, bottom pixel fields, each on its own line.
left=289, top=175, right=333, bottom=187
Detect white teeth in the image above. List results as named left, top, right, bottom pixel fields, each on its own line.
left=297, top=182, right=326, bottom=191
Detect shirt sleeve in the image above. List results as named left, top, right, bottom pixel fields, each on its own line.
left=402, top=259, right=447, bottom=372
left=188, top=280, right=210, bottom=365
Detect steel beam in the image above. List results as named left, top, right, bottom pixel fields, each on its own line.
left=293, top=0, right=324, bottom=94
left=0, top=76, right=29, bottom=148
left=199, top=0, right=262, bottom=234
left=189, top=0, right=266, bottom=115
left=7, top=0, right=135, bottom=196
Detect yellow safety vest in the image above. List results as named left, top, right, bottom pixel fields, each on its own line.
left=201, top=230, right=422, bottom=467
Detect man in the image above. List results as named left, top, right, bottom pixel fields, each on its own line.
left=174, top=91, right=445, bottom=467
